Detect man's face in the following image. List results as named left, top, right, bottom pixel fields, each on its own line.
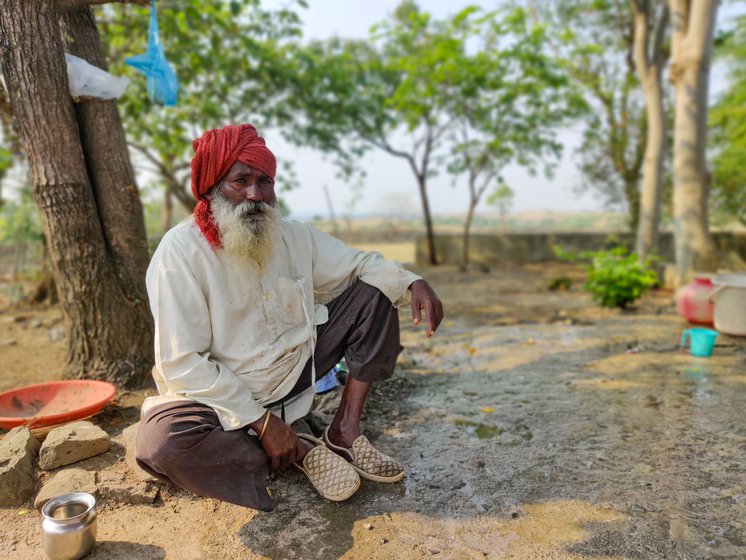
left=209, top=162, right=279, bottom=266
left=218, top=161, right=276, bottom=208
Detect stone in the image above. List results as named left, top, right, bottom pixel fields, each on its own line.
left=34, top=468, right=97, bottom=511
left=97, top=472, right=158, bottom=505
left=27, top=318, right=43, bottom=329
left=39, top=421, right=112, bottom=470
left=47, top=326, right=65, bottom=342
left=0, top=427, right=40, bottom=506
left=120, top=422, right=159, bottom=483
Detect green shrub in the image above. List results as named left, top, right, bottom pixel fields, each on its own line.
left=547, top=275, right=573, bottom=291
left=554, top=245, right=658, bottom=309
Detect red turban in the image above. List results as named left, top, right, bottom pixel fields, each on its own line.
left=190, top=123, right=276, bottom=200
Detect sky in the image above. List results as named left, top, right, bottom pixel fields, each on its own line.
left=262, top=0, right=744, bottom=220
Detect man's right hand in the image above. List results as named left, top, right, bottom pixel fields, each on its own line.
left=249, top=412, right=311, bottom=469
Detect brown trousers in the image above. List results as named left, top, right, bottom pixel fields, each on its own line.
left=136, top=280, right=401, bottom=511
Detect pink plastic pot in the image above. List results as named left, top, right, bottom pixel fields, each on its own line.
left=675, top=275, right=715, bottom=325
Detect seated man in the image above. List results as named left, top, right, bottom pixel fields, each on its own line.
left=136, top=124, right=443, bottom=511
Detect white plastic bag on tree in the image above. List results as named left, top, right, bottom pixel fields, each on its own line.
left=64, top=54, right=130, bottom=100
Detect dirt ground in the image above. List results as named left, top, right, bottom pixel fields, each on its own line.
left=1, top=262, right=745, bottom=560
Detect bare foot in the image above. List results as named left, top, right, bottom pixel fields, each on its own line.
left=296, top=437, right=316, bottom=462
left=326, top=424, right=359, bottom=449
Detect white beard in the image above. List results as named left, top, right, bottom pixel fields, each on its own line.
left=209, top=192, right=279, bottom=267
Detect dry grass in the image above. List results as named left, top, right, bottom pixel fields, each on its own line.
left=349, top=242, right=416, bottom=264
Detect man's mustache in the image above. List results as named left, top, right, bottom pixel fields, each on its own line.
left=238, top=201, right=271, bottom=218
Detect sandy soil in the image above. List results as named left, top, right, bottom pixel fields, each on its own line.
left=1, top=262, right=745, bottom=560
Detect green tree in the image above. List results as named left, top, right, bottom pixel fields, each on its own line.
left=98, top=0, right=304, bottom=229
left=284, top=2, right=489, bottom=264
left=446, top=8, right=584, bottom=269
left=526, top=0, right=649, bottom=232
left=710, top=14, right=746, bottom=226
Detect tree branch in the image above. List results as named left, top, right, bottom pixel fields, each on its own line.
left=368, top=135, right=416, bottom=168
left=419, top=124, right=434, bottom=182
left=475, top=171, right=496, bottom=204
left=432, top=116, right=457, bottom=143
left=364, top=121, right=421, bottom=178
left=129, top=142, right=194, bottom=209
left=58, top=0, right=149, bottom=12
left=616, top=0, right=636, bottom=47
left=129, top=142, right=173, bottom=181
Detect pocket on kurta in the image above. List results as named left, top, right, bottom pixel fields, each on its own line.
left=272, top=276, right=306, bottom=329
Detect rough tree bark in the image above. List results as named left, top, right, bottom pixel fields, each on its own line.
left=633, top=0, right=669, bottom=260
left=668, top=0, right=719, bottom=285
left=163, top=189, right=173, bottom=233
left=0, top=0, right=154, bottom=387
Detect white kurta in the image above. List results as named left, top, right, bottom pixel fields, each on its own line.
left=142, top=217, right=420, bottom=431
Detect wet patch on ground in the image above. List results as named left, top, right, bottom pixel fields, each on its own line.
left=244, top=276, right=746, bottom=559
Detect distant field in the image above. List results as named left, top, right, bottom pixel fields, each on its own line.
left=307, top=210, right=632, bottom=234
left=350, top=242, right=416, bottom=264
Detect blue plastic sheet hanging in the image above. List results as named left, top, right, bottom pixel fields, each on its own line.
left=125, top=0, right=178, bottom=106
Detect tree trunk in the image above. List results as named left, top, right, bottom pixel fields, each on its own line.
left=499, top=204, right=508, bottom=234
left=170, top=177, right=195, bottom=213
left=417, top=176, right=438, bottom=265
left=669, top=0, right=719, bottom=285
left=633, top=1, right=668, bottom=260
left=461, top=199, right=476, bottom=271
left=163, top=188, right=173, bottom=233
left=323, top=184, right=340, bottom=238
left=624, top=177, right=641, bottom=233
left=635, top=76, right=666, bottom=259
left=0, top=0, right=154, bottom=387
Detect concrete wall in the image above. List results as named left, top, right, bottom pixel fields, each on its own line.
left=415, top=231, right=746, bottom=267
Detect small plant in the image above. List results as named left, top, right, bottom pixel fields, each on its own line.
left=554, top=245, right=658, bottom=309
left=547, top=275, right=573, bottom=292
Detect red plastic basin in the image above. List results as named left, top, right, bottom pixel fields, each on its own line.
left=0, top=380, right=116, bottom=430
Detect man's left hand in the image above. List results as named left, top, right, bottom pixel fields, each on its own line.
left=409, top=279, right=444, bottom=337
